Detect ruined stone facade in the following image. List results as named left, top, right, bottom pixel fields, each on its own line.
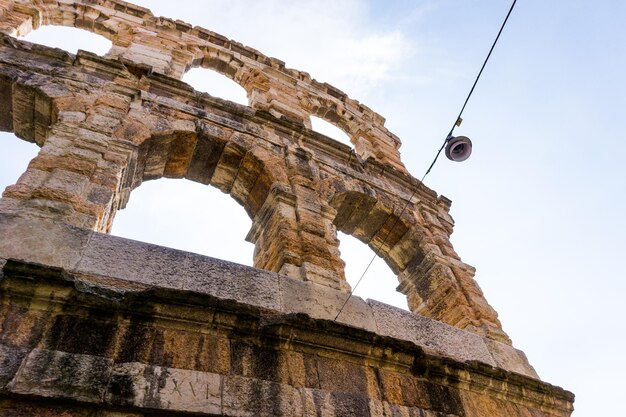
left=0, top=1, right=573, bottom=416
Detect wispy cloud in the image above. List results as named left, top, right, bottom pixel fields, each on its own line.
left=133, top=0, right=414, bottom=98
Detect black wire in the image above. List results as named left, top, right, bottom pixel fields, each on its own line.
left=333, top=204, right=410, bottom=320
left=334, top=0, right=517, bottom=321
left=422, top=0, right=517, bottom=182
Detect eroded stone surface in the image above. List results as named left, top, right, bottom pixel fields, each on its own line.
left=368, top=299, right=497, bottom=367
left=7, top=349, right=113, bottom=403
left=0, top=264, right=574, bottom=416
left=107, top=363, right=222, bottom=414
left=279, top=275, right=377, bottom=332
left=0, top=344, right=27, bottom=389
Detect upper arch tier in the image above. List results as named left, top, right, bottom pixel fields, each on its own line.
left=0, top=0, right=407, bottom=172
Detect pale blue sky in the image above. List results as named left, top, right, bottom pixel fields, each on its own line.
left=1, top=1, right=624, bottom=415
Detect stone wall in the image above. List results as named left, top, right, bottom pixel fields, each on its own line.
left=0, top=12, right=506, bottom=342
left=0, top=0, right=574, bottom=415
left=0, top=229, right=573, bottom=416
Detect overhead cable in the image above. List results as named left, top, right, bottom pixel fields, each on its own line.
left=334, top=0, right=518, bottom=321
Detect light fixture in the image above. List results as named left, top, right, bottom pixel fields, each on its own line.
left=445, top=136, right=472, bottom=162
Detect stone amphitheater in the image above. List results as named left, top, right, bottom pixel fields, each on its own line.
left=0, top=1, right=573, bottom=416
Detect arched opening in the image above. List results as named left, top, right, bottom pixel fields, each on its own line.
left=310, top=116, right=353, bottom=147
left=19, top=26, right=112, bottom=55
left=182, top=68, right=248, bottom=105
left=0, top=133, right=40, bottom=196
left=111, top=178, right=254, bottom=266
left=110, top=128, right=277, bottom=268
left=330, top=190, right=426, bottom=310
left=338, top=231, right=409, bottom=310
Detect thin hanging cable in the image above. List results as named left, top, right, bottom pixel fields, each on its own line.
left=334, top=0, right=517, bottom=321
left=422, top=0, right=517, bottom=182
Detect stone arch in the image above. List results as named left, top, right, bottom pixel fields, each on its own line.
left=299, top=91, right=404, bottom=171
left=306, top=97, right=355, bottom=143
left=131, top=129, right=278, bottom=220
left=330, top=190, right=426, bottom=276
left=329, top=187, right=509, bottom=341
left=113, top=178, right=256, bottom=267
left=309, top=116, right=353, bottom=148
left=121, top=127, right=317, bottom=279
left=0, top=1, right=126, bottom=43
left=182, top=67, right=249, bottom=106
left=185, top=44, right=312, bottom=123
left=20, top=25, right=113, bottom=56
left=185, top=46, right=264, bottom=107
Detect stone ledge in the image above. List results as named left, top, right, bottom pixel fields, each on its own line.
left=367, top=299, right=497, bottom=368
left=2, top=349, right=455, bottom=417
left=0, top=214, right=90, bottom=271
left=74, top=232, right=283, bottom=312
left=0, top=341, right=573, bottom=417
left=483, top=337, right=538, bottom=379
left=279, top=275, right=377, bottom=333
left=0, top=264, right=574, bottom=416
left=0, top=214, right=534, bottom=378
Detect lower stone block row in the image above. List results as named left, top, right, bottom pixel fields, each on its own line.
left=4, top=348, right=463, bottom=417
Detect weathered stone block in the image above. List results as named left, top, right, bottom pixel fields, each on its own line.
left=329, top=391, right=373, bottom=417
left=368, top=299, right=496, bottom=366
left=315, top=355, right=371, bottom=396
left=0, top=214, right=90, bottom=270
left=279, top=275, right=377, bottom=332
left=222, top=374, right=303, bottom=417
left=7, top=349, right=113, bottom=403
left=75, top=232, right=187, bottom=290
left=0, top=343, right=27, bottom=389
left=182, top=252, right=281, bottom=311
left=43, top=313, right=119, bottom=357
left=107, top=363, right=222, bottom=414
left=75, top=232, right=283, bottom=310
left=484, top=337, right=538, bottom=378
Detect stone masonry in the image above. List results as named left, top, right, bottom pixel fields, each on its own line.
left=0, top=1, right=573, bottom=416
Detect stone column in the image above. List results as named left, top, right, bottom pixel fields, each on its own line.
left=247, top=184, right=349, bottom=292
left=0, top=128, right=134, bottom=233
left=397, top=204, right=510, bottom=343
left=398, top=255, right=509, bottom=343
left=0, top=86, right=138, bottom=232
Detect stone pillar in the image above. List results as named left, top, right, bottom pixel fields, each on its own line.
left=247, top=185, right=349, bottom=292
left=292, top=186, right=348, bottom=291
left=0, top=128, right=133, bottom=233
left=287, top=147, right=348, bottom=290
left=396, top=204, right=510, bottom=343
left=0, top=84, right=137, bottom=232
left=398, top=255, right=509, bottom=343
